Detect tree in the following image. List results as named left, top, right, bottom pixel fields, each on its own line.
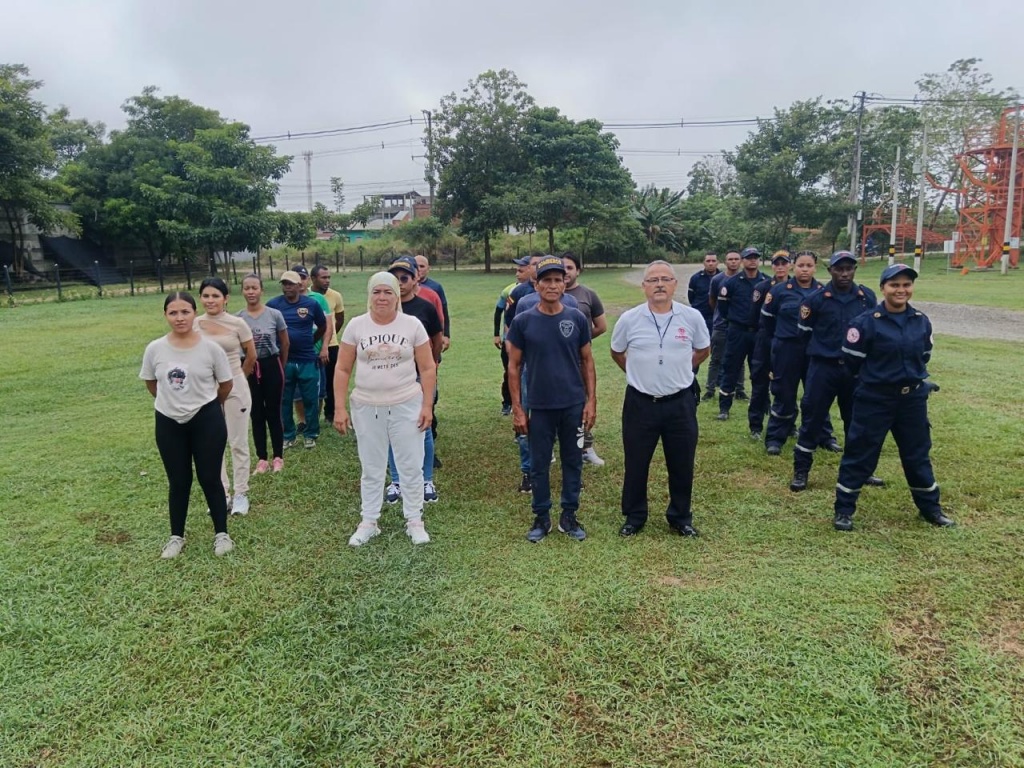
left=46, top=107, right=105, bottom=172
left=273, top=211, right=316, bottom=250
left=330, top=176, right=345, bottom=213
left=686, top=154, right=736, bottom=197
left=348, top=195, right=381, bottom=228
left=429, top=69, right=534, bottom=271
left=915, top=58, right=1017, bottom=227
left=730, top=98, right=850, bottom=244
left=399, top=215, right=446, bottom=256
left=516, top=106, right=634, bottom=254
left=631, top=185, right=685, bottom=251
left=0, top=64, right=76, bottom=273
left=62, top=87, right=291, bottom=264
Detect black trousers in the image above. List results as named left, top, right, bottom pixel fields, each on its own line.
left=500, top=344, right=511, bottom=408
left=247, top=356, right=284, bottom=460
left=323, top=345, right=339, bottom=421
left=155, top=399, right=229, bottom=537
left=621, top=385, right=699, bottom=527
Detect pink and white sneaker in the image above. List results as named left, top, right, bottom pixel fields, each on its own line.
left=272, top=457, right=284, bottom=473
left=254, top=459, right=271, bottom=474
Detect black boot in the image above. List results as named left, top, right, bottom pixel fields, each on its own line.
left=789, top=472, right=808, bottom=492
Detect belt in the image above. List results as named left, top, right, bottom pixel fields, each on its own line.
left=864, top=382, right=922, bottom=395
left=627, top=385, right=691, bottom=403
left=728, top=321, right=757, bottom=331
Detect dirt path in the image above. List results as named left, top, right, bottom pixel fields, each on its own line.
left=620, top=264, right=1023, bottom=343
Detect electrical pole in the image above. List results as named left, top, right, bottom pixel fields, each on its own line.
left=1002, top=105, right=1021, bottom=276
left=849, top=91, right=866, bottom=253
left=302, top=151, right=313, bottom=213
left=422, top=109, right=435, bottom=213
left=914, top=123, right=928, bottom=273
left=888, top=146, right=901, bottom=266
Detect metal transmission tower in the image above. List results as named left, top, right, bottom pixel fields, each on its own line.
left=302, top=151, right=313, bottom=212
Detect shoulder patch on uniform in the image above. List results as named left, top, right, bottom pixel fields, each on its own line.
left=763, top=292, right=771, bottom=305
left=846, top=327, right=860, bottom=343
left=873, top=312, right=881, bottom=318
left=753, top=290, right=761, bottom=302
left=800, top=305, right=811, bottom=320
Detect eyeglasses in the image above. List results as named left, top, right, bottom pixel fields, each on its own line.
left=394, top=273, right=415, bottom=283
left=643, top=276, right=677, bottom=285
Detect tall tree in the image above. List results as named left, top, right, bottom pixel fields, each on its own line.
left=517, top=106, right=634, bottom=254
left=631, top=185, right=685, bottom=251
left=686, top=154, right=737, bottom=197
left=730, top=98, right=849, bottom=245
left=330, top=176, right=345, bottom=213
left=428, top=69, right=534, bottom=272
left=0, top=64, right=75, bottom=272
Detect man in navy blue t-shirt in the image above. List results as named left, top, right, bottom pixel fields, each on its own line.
left=506, top=257, right=596, bottom=544
left=267, top=271, right=327, bottom=447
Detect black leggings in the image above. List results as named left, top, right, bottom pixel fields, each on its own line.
left=155, top=399, right=229, bottom=537
left=247, top=355, right=284, bottom=460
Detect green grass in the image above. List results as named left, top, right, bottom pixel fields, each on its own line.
left=1, top=268, right=1023, bottom=767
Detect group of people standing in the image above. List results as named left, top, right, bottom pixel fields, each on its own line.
left=140, top=246, right=953, bottom=559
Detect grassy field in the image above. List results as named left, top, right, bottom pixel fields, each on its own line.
left=1, top=267, right=1022, bottom=767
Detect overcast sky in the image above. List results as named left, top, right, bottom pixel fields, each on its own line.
left=4, top=0, right=1021, bottom=211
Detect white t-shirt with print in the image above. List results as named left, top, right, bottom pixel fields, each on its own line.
left=341, top=312, right=428, bottom=406
left=140, top=336, right=233, bottom=423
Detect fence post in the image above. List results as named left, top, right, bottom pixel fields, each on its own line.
left=158, top=259, right=165, bottom=292
left=3, top=264, right=12, bottom=299
left=358, top=246, right=364, bottom=271
left=184, top=259, right=192, bottom=291
left=55, top=263, right=62, bottom=301
left=94, top=261, right=103, bottom=297
left=268, top=256, right=274, bottom=280
left=130, top=260, right=135, bottom=296
left=453, top=247, right=458, bottom=271
left=209, top=254, right=216, bottom=276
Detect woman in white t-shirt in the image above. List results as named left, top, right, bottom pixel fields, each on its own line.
left=140, top=292, right=235, bottom=559
left=334, top=272, right=437, bottom=546
left=195, top=277, right=257, bottom=516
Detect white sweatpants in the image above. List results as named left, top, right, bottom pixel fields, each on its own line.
left=221, top=372, right=252, bottom=496
left=351, top=395, right=425, bottom=523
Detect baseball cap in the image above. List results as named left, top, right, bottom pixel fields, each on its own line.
left=290, top=265, right=309, bottom=278
left=389, top=255, right=419, bottom=276
left=829, top=251, right=857, bottom=267
left=512, top=256, right=531, bottom=266
left=279, top=270, right=302, bottom=284
left=771, top=250, right=791, bottom=264
left=879, top=263, right=919, bottom=285
left=741, top=247, right=761, bottom=259
left=535, top=256, right=567, bottom=277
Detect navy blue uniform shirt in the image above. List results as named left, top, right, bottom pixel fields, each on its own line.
left=687, top=269, right=718, bottom=328
left=761, top=279, right=823, bottom=340
left=798, top=282, right=876, bottom=359
left=718, top=270, right=768, bottom=328
left=841, top=303, right=932, bottom=385
left=710, top=271, right=731, bottom=331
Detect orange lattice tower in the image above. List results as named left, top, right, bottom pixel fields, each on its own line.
left=951, top=107, right=1023, bottom=268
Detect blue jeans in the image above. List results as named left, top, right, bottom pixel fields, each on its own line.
left=282, top=360, right=320, bottom=440
left=527, top=403, right=584, bottom=521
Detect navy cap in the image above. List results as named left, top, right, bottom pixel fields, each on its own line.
left=290, top=264, right=309, bottom=278
left=771, top=250, right=791, bottom=264
left=880, top=263, right=918, bottom=285
left=829, top=251, right=857, bottom=267
left=741, top=247, right=761, bottom=259
left=388, top=255, right=419, bottom=276
left=535, top=255, right=567, bottom=277
left=512, top=256, right=530, bottom=266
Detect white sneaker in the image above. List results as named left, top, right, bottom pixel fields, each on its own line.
left=406, top=519, right=431, bottom=544
left=160, top=535, right=185, bottom=559
left=231, top=494, right=250, bottom=516
left=213, top=532, right=235, bottom=556
left=348, top=521, right=380, bottom=547
left=583, top=448, right=606, bottom=466
left=385, top=482, right=401, bottom=504
left=423, top=481, right=439, bottom=503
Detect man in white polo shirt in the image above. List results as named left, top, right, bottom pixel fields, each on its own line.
left=610, top=260, right=710, bottom=538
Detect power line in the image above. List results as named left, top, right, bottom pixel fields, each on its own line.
left=253, top=117, right=423, bottom=143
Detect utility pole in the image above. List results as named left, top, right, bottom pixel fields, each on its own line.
left=422, top=109, right=435, bottom=213
left=302, top=151, right=313, bottom=213
left=913, top=123, right=928, bottom=273
left=849, top=91, right=867, bottom=253
left=1002, top=105, right=1021, bottom=276
left=888, top=146, right=901, bottom=266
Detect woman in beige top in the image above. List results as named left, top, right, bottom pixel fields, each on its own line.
left=196, top=277, right=257, bottom=515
